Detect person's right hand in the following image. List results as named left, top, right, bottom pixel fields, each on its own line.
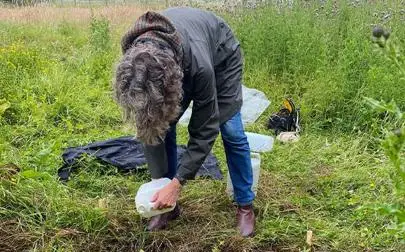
left=151, top=178, right=182, bottom=210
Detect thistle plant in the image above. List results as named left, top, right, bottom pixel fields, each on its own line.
left=367, top=25, right=405, bottom=237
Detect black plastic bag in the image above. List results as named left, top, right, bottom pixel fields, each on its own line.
left=57, top=136, right=223, bottom=182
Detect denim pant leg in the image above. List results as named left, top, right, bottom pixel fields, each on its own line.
left=220, top=112, right=255, bottom=206
left=164, top=124, right=177, bottom=179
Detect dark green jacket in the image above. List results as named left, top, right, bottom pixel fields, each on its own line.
left=143, top=7, right=243, bottom=182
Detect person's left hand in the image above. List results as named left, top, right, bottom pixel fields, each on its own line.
left=151, top=178, right=182, bottom=210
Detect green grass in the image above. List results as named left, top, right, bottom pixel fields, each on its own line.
left=1, top=1, right=404, bottom=251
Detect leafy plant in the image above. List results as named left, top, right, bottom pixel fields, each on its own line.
left=366, top=25, right=405, bottom=237
left=89, top=15, right=111, bottom=54
left=366, top=97, right=404, bottom=236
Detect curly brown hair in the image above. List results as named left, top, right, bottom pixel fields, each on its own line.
left=113, top=41, right=183, bottom=145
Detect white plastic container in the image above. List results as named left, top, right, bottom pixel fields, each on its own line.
left=135, top=178, right=175, bottom=218
left=226, top=133, right=274, bottom=198
left=245, top=132, right=274, bottom=152
left=226, top=152, right=261, bottom=197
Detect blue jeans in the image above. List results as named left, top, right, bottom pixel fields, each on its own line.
left=164, top=112, right=255, bottom=206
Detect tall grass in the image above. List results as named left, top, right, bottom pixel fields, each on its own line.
left=227, top=1, right=405, bottom=136
left=0, top=1, right=404, bottom=251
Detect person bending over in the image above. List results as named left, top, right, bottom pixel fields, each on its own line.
left=114, top=7, right=255, bottom=237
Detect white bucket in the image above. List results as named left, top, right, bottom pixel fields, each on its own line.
left=245, top=132, right=274, bottom=152
left=226, top=152, right=261, bottom=197
left=226, top=132, right=273, bottom=198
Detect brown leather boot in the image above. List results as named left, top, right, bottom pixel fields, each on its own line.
left=236, top=205, right=255, bottom=237
left=147, top=205, right=181, bottom=231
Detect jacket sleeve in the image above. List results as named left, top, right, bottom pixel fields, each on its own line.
left=142, top=142, right=168, bottom=179
left=142, top=98, right=191, bottom=179
left=175, top=66, right=220, bottom=181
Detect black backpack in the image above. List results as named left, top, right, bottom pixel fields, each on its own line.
left=267, top=98, right=300, bottom=135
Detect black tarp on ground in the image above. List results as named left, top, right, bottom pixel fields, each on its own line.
left=57, top=136, right=222, bottom=182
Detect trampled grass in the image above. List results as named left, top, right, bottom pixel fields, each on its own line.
left=1, top=2, right=404, bottom=251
